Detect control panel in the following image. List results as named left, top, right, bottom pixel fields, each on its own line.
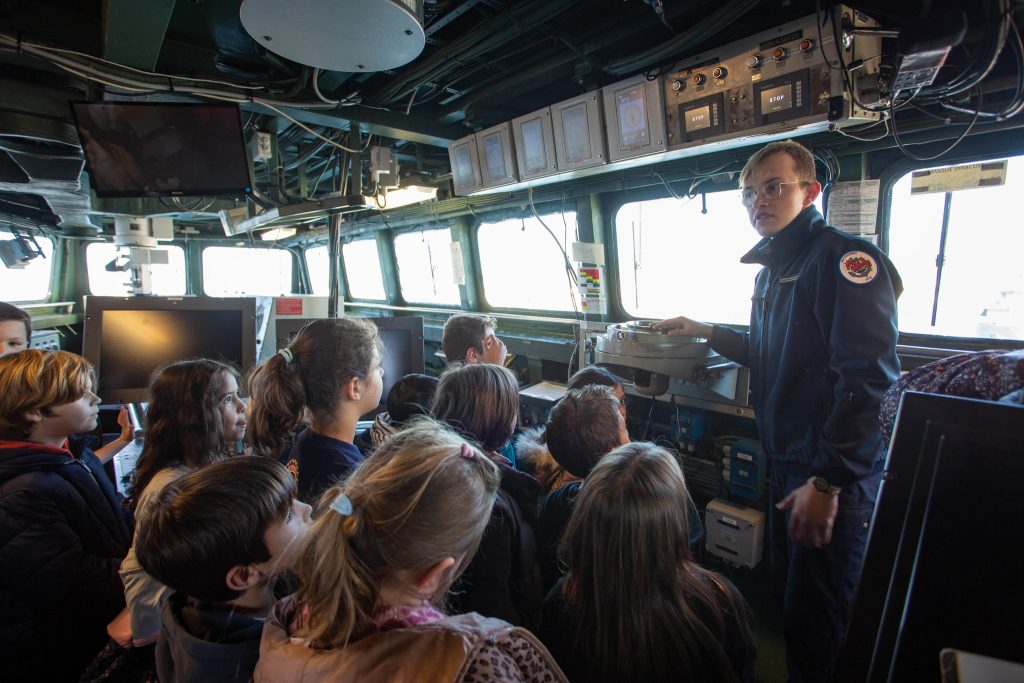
left=664, top=5, right=880, bottom=152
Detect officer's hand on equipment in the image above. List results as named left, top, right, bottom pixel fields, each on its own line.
left=651, top=316, right=714, bottom=338
left=776, top=480, right=839, bottom=548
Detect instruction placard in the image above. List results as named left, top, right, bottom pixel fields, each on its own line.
left=578, top=266, right=606, bottom=314
left=572, top=241, right=606, bottom=265
left=449, top=241, right=466, bottom=286
left=827, top=179, right=880, bottom=236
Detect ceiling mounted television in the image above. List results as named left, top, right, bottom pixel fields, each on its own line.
left=71, top=102, right=252, bottom=198
left=82, top=296, right=257, bottom=403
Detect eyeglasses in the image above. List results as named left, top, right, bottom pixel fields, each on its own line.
left=740, top=180, right=810, bottom=207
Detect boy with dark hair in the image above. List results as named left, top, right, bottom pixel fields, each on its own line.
left=537, top=385, right=628, bottom=590
left=355, top=373, right=439, bottom=455
left=0, top=349, right=131, bottom=681
left=134, top=457, right=311, bottom=683
left=441, top=313, right=507, bottom=366
left=565, top=365, right=627, bottom=418
left=0, top=301, right=32, bottom=356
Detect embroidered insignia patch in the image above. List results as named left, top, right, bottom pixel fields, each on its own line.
left=839, top=251, right=878, bottom=284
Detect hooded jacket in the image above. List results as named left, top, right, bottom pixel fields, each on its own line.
left=155, top=592, right=264, bottom=683
left=710, top=206, right=902, bottom=486
left=0, top=442, right=131, bottom=681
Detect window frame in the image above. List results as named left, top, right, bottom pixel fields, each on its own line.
left=391, top=225, right=463, bottom=308
left=472, top=208, right=583, bottom=316
left=879, top=141, right=1024, bottom=350
left=85, top=241, right=189, bottom=297
left=199, top=242, right=297, bottom=297
left=0, top=231, right=56, bottom=303
left=341, top=237, right=388, bottom=302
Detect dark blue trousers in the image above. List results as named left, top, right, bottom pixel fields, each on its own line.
left=768, top=461, right=882, bottom=683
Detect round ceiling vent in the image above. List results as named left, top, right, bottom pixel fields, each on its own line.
left=240, top=0, right=425, bottom=73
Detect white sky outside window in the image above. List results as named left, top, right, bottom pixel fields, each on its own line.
left=889, top=156, right=1024, bottom=340
left=86, top=243, right=186, bottom=296
left=394, top=228, right=461, bottom=305
left=478, top=212, right=579, bottom=311
left=305, top=245, right=329, bottom=296
left=342, top=239, right=386, bottom=300
left=202, top=245, right=292, bottom=296
left=0, top=233, right=53, bottom=302
left=616, top=192, right=763, bottom=324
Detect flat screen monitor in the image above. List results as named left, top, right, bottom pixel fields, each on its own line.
left=835, top=392, right=1024, bottom=682
left=273, top=316, right=425, bottom=419
left=83, top=296, right=257, bottom=403
left=71, top=102, right=252, bottom=198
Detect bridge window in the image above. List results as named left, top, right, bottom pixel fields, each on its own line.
left=615, top=192, right=761, bottom=325
left=304, top=245, right=330, bottom=296
left=86, top=243, right=186, bottom=296
left=202, top=245, right=293, bottom=296
left=0, top=232, right=53, bottom=302
left=477, top=212, right=579, bottom=312
left=394, top=228, right=461, bottom=306
left=342, top=238, right=386, bottom=300
left=888, top=156, right=1024, bottom=341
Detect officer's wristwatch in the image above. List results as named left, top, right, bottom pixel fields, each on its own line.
left=810, top=476, right=842, bottom=496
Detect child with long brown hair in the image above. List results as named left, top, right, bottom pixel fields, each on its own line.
left=120, top=358, right=247, bottom=649
left=431, top=363, right=544, bottom=631
left=254, top=419, right=567, bottom=683
left=247, top=317, right=382, bottom=503
left=540, top=442, right=756, bottom=682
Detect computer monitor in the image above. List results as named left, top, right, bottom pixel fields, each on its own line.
left=834, top=392, right=1024, bottom=682
left=82, top=296, right=257, bottom=404
left=71, top=102, right=251, bottom=198
left=272, top=315, right=425, bottom=419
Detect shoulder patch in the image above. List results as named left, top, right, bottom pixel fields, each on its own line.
left=839, top=250, right=878, bottom=284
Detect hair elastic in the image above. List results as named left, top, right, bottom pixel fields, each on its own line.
left=460, top=442, right=475, bottom=459
left=278, top=347, right=294, bottom=364
left=330, top=492, right=353, bottom=517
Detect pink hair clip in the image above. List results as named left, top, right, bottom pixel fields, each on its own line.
left=460, top=443, right=475, bottom=459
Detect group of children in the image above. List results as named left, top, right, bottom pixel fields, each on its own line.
left=0, top=305, right=756, bottom=683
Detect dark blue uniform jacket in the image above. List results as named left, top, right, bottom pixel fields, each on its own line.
left=710, top=206, right=902, bottom=487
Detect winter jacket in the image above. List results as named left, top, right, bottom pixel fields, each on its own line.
left=254, top=596, right=568, bottom=683
left=711, top=206, right=902, bottom=487
left=0, top=442, right=131, bottom=681
left=514, top=428, right=579, bottom=496
left=448, top=457, right=544, bottom=632
left=156, top=592, right=264, bottom=683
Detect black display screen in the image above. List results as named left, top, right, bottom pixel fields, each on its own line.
left=98, top=309, right=245, bottom=393
left=72, top=102, right=251, bottom=198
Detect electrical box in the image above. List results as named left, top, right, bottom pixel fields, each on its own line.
left=706, top=498, right=764, bottom=568
left=726, top=439, right=766, bottom=502
left=602, top=73, right=668, bottom=162
left=448, top=134, right=483, bottom=195
left=552, top=90, right=607, bottom=172
left=29, top=329, right=61, bottom=352
left=672, top=409, right=705, bottom=450
left=511, top=107, right=558, bottom=181
left=474, top=122, right=518, bottom=190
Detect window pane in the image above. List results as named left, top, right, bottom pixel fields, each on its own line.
left=0, top=233, right=53, bottom=302
left=478, top=212, right=578, bottom=311
left=889, top=156, right=1024, bottom=340
left=616, top=193, right=762, bottom=324
left=305, top=245, right=330, bottom=296
left=394, top=228, right=461, bottom=305
left=202, top=246, right=293, bottom=296
left=342, top=239, right=386, bottom=300
left=87, top=243, right=186, bottom=296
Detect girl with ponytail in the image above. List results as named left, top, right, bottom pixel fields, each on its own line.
left=254, top=419, right=567, bottom=683
left=247, top=317, right=383, bottom=503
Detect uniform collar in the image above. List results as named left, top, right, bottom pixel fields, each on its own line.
left=740, top=205, right=825, bottom=267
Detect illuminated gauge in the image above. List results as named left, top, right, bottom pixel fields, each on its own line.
left=690, top=73, right=706, bottom=86
left=772, top=47, right=787, bottom=61
left=746, top=54, right=762, bottom=69
left=799, top=38, right=815, bottom=52
left=712, top=66, right=727, bottom=80
left=671, top=79, right=685, bottom=92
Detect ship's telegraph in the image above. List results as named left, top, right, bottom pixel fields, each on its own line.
left=593, top=320, right=726, bottom=396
